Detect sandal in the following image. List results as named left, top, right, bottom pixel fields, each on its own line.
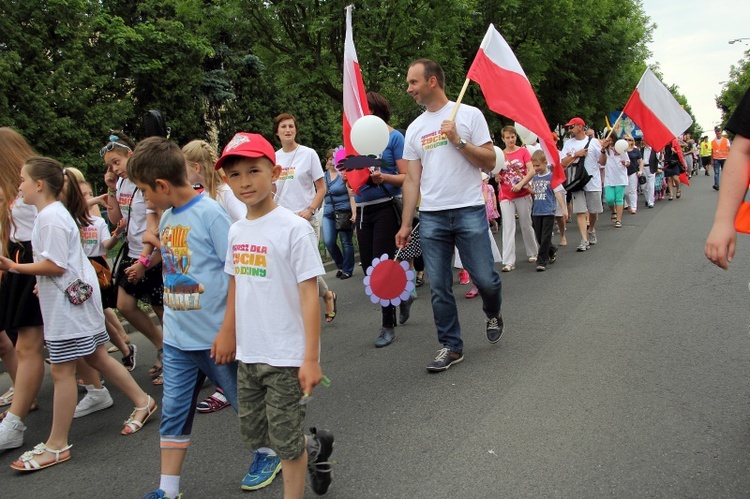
left=676, top=191, right=681, bottom=199
left=11, top=442, right=72, bottom=471
left=121, top=395, right=158, bottom=435
left=0, top=386, right=13, bottom=407
left=465, top=286, right=479, bottom=299
left=325, top=292, right=337, bottom=323
left=615, top=221, right=622, bottom=228
left=501, top=264, right=515, bottom=272
left=415, top=272, right=424, bottom=287
left=149, top=364, right=163, bottom=379
left=152, top=373, right=164, bottom=386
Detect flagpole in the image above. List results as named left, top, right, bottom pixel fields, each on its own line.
left=448, top=78, right=471, bottom=121
left=606, top=110, right=625, bottom=139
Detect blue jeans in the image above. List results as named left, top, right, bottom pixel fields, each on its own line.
left=419, top=205, right=502, bottom=354
left=322, top=212, right=354, bottom=275
left=714, top=159, right=725, bottom=187
left=160, top=343, right=238, bottom=441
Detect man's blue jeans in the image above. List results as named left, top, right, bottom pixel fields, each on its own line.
left=714, top=158, right=725, bottom=188
left=419, top=205, right=502, bottom=354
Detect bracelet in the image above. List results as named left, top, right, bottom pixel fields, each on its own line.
left=138, top=254, right=151, bottom=268
left=308, top=206, right=317, bottom=213
left=107, top=189, right=116, bottom=196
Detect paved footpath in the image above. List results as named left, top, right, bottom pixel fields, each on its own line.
left=3, top=173, right=750, bottom=498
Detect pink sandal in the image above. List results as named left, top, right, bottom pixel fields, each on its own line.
left=465, top=286, right=479, bottom=299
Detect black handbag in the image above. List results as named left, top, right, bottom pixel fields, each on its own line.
left=326, top=172, right=353, bottom=232
left=334, top=209, right=353, bottom=231
left=562, top=137, right=593, bottom=192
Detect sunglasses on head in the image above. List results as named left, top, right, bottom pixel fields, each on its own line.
left=99, top=134, right=132, bottom=157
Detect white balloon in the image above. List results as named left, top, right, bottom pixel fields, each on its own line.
left=514, top=122, right=533, bottom=144
left=491, top=146, right=506, bottom=175
left=522, top=132, right=538, bottom=145
left=350, top=115, right=390, bottom=156
left=614, top=139, right=629, bottom=154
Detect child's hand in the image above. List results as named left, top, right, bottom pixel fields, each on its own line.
left=298, top=360, right=323, bottom=397
left=0, top=255, right=13, bottom=271
left=210, top=329, right=236, bottom=364
left=112, top=218, right=127, bottom=237
left=125, top=262, right=146, bottom=282
left=104, top=168, right=118, bottom=189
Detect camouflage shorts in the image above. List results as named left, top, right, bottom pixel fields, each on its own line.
left=237, top=363, right=306, bottom=461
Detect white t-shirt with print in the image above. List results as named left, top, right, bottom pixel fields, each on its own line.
left=561, top=136, right=603, bottom=192
left=225, top=206, right=325, bottom=367
left=216, top=183, right=247, bottom=222
left=11, top=195, right=37, bottom=242
left=603, top=151, right=630, bottom=187
left=403, top=101, right=491, bottom=211
left=274, top=145, right=324, bottom=214
left=116, top=177, right=150, bottom=258
left=81, top=217, right=111, bottom=258
left=32, top=202, right=105, bottom=340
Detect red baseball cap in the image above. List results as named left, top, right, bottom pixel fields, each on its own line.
left=564, top=117, right=585, bottom=127
left=215, top=133, right=276, bottom=171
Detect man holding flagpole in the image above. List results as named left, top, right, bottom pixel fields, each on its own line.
left=396, top=59, right=503, bottom=373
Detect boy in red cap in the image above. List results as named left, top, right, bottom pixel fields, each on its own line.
left=212, top=132, right=335, bottom=498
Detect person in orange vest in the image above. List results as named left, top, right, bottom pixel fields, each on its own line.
left=711, top=126, right=731, bottom=191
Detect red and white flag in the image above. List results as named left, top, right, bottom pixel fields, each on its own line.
left=467, top=24, right=564, bottom=188
left=343, top=5, right=370, bottom=156
left=622, top=68, right=693, bottom=152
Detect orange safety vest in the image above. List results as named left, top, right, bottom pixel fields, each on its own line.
left=712, top=137, right=730, bottom=160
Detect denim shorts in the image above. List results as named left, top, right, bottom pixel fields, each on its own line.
left=237, top=363, right=306, bottom=461
left=159, top=343, right=238, bottom=449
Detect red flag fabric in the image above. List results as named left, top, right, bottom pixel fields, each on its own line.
left=343, top=6, right=370, bottom=156
left=622, top=69, right=693, bottom=152
left=467, top=24, right=564, bottom=188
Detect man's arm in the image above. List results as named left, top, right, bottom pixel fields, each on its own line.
left=705, top=134, right=750, bottom=269
left=395, top=159, right=422, bottom=248
left=440, top=120, right=495, bottom=170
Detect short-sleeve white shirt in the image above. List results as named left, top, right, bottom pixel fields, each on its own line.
left=274, top=145, right=324, bottom=214
left=403, top=101, right=491, bottom=211
left=561, top=137, right=603, bottom=192
left=225, top=206, right=324, bottom=367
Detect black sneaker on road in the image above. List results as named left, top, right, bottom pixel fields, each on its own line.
left=426, top=347, right=464, bottom=372
left=307, top=427, right=334, bottom=495
left=486, top=315, right=504, bottom=343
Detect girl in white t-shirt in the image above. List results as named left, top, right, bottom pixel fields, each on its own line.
left=0, top=157, right=156, bottom=472
left=102, top=131, right=165, bottom=385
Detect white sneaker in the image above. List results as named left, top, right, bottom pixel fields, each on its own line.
left=74, top=386, right=114, bottom=418
left=0, top=417, right=26, bottom=450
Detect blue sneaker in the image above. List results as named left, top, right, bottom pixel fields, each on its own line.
left=241, top=451, right=282, bottom=490
left=142, top=490, right=182, bottom=499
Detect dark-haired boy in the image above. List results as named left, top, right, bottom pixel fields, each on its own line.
left=211, top=132, right=334, bottom=497
left=128, top=137, right=236, bottom=499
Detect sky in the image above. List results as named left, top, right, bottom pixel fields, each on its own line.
left=641, top=0, right=750, bottom=135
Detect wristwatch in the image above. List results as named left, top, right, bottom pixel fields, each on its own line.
left=456, top=139, right=467, bottom=150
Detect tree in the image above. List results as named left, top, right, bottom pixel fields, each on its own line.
left=716, top=49, right=750, bottom=130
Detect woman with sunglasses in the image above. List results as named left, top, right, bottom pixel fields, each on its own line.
left=624, top=134, right=643, bottom=214
left=101, top=132, right=165, bottom=385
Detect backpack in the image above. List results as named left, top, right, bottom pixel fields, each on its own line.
left=562, top=137, right=593, bottom=192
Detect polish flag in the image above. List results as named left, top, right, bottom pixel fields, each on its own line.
left=343, top=5, right=370, bottom=156
left=467, top=24, right=564, bottom=188
left=622, top=68, right=693, bottom=152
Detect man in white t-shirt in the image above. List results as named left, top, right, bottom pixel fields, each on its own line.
left=561, top=117, right=604, bottom=251
left=396, top=58, right=503, bottom=373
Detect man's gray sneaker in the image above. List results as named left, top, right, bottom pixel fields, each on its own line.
left=587, top=230, right=597, bottom=245
left=576, top=239, right=589, bottom=252
left=486, top=315, right=504, bottom=343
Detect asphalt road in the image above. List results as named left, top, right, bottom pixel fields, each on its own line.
left=3, top=173, right=750, bottom=498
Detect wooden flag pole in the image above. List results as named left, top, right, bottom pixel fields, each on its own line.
left=448, top=78, right=472, bottom=121
left=605, top=110, right=625, bottom=140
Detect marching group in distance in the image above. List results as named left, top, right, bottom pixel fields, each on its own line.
left=0, top=57, right=734, bottom=498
